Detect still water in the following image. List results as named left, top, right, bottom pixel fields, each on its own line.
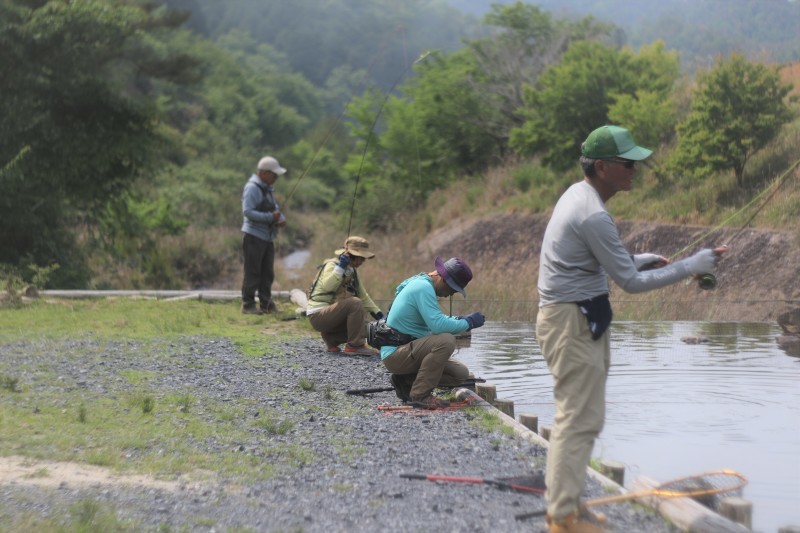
left=453, top=321, right=800, bottom=533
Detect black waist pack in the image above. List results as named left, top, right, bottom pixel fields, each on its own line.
left=367, top=319, right=415, bottom=348
left=575, top=293, right=613, bottom=341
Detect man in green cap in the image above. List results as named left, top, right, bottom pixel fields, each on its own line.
left=535, top=125, right=728, bottom=532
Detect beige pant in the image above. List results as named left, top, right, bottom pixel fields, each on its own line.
left=536, top=303, right=610, bottom=521
left=382, top=333, right=472, bottom=401
left=308, top=296, right=367, bottom=348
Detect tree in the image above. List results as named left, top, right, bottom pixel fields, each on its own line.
left=340, top=2, right=615, bottom=201
left=464, top=3, right=613, bottom=148
left=509, top=39, right=681, bottom=171
left=608, top=41, right=681, bottom=149
left=673, top=53, right=794, bottom=187
left=0, top=0, right=198, bottom=286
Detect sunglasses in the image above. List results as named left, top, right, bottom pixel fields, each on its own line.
left=608, top=158, right=636, bottom=169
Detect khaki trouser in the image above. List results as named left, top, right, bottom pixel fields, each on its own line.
left=536, top=303, right=610, bottom=521
left=382, top=333, right=472, bottom=401
left=308, top=296, right=368, bottom=348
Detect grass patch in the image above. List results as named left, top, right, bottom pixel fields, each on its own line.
left=0, top=298, right=319, bottom=484
left=298, top=377, right=315, bottom=391
left=0, top=372, right=20, bottom=392
left=468, top=407, right=517, bottom=438
left=0, top=498, right=142, bottom=532
left=330, top=434, right=367, bottom=464
left=0, top=298, right=307, bottom=346
left=255, top=416, right=294, bottom=435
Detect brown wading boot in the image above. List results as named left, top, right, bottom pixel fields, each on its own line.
left=546, top=512, right=606, bottom=533
left=260, top=300, right=279, bottom=314
left=410, top=394, right=450, bottom=410
left=343, top=343, right=379, bottom=356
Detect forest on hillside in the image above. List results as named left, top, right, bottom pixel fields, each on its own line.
left=1, top=0, right=798, bottom=292
left=450, top=0, right=800, bottom=68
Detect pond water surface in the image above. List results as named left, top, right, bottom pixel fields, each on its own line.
left=453, top=321, right=800, bottom=533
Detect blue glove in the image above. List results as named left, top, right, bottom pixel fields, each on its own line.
left=371, top=311, right=384, bottom=320
left=464, top=312, right=485, bottom=330
left=337, top=253, right=351, bottom=269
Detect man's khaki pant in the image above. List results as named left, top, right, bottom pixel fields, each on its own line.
left=536, top=303, right=610, bottom=521
left=382, top=333, right=471, bottom=401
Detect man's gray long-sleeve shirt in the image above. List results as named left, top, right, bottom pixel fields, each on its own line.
left=538, top=180, right=694, bottom=306
left=241, top=175, right=284, bottom=242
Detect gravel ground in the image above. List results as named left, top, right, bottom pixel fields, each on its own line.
left=0, top=335, right=680, bottom=532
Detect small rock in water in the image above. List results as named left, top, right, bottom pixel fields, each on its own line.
left=680, top=336, right=709, bottom=344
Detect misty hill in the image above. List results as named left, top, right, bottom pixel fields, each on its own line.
left=448, top=0, right=800, bottom=68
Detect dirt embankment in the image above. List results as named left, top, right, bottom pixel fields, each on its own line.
left=416, top=212, right=800, bottom=323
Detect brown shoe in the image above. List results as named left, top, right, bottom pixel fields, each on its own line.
left=241, top=305, right=264, bottom=315
left=547, top=512, right=606, bottom=533
left=410, top=394, right=450, bottom=410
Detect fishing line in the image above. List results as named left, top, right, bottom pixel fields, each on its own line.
left=346, top=50, right=432, bottom=238
left=669, top=155, right=800, bottom=260
left=273, top=29, right=403, bottom=264
left=664, top=156, right=799, bottom=292
left=0, top=145, right=31, bottom=177
left=281, top=31, right=399, bottom=209
left=400, top=27, right=425, bottom=190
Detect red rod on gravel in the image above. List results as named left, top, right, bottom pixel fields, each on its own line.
left=400, top=473, right=545, bottom=494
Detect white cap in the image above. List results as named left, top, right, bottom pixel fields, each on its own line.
left=257, top=156, right=286, bottom=175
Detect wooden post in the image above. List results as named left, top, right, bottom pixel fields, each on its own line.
left=519, top=413, right=538, bottom=434
left=719, top=498, right=752, bottom=530
left=476, top=383, right=497, bottom=402
left=493, top=398, right=514, bottom=418
left=540, top=425, right=551, bottom=441
left=598, top=459, right=625, bottom=486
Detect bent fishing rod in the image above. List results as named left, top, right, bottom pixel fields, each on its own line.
left=666, top=155, right=800, bottom=290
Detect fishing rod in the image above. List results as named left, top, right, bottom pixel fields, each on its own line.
left=0, top=145, right=31, bottom=177
left=345, top=49, right=432, bottom=238
left=670, top=156, right=800, bottom=290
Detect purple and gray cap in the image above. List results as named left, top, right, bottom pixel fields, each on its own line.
left=434, top=256, right=473, bottom=297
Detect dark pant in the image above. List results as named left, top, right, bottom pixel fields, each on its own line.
left=241, top=233, right=275, bottom=309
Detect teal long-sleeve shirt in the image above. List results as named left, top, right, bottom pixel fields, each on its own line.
left=380, top=273, right=470, bottom=360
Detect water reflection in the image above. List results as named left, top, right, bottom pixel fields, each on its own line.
left=281, top=249, right=311, bottom=280
left=454, top=321, right=800, bottom=533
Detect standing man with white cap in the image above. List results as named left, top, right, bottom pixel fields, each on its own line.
left=241, top=156, right=287, bottom=315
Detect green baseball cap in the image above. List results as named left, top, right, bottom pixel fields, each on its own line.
left=581, top=125, right=652, bottom=160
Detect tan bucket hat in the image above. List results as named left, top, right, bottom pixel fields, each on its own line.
left=335, top=235, right=375, bottom=259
